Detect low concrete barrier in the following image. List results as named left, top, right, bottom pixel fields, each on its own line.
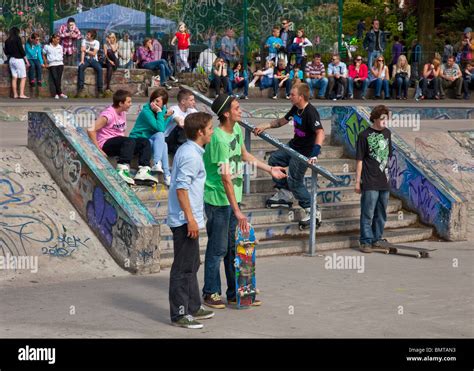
left=27, top=111, right=160, bottom=273
left=331, top=106, right=467, bottom=240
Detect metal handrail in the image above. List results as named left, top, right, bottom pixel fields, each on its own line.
left=183, top=85, right=343, bottom=256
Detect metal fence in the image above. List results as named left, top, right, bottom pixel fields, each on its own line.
left=1, top=0, right=342, bottom=71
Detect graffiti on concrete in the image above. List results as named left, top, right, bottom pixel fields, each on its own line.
left=41, top=225, right=90, bottom=258
left=86, top=187, right=118, bottom=247
left=0, top=174, right=36, bottom=208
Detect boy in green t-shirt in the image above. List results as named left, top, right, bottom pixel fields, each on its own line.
left=202, top=94, right=287, bottom=309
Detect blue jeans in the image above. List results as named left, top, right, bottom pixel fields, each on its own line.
left=369, top=78, right=390, bottom=98
left=119, top=60, right=133, bottom=69
left=27, top=58, right=42, bottom=84
left=306, top=77, right=328, bottom=97
left=149, top=132, right=170, bottom=177
left=348, top=78, right=368, bottom=97
left=203, top=203, right=238, bottom=300
left=367, top=50, right=382, bottom=71
left=260, top=76, right=277, bottom=96
left=231, top=78, right=249, bottom=96
left=143, top=60, right=171, bottom=86
left=268, top=148, right=310, bottom=209
left=359, top=190, right=390, bottom=245
left=395, top=76, right=409, bottom=98
left=78, top=58, right=103, bottom=91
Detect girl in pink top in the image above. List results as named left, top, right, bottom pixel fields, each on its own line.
left=171, top=22, right=191, bottom=72
left=347, top=55, right=369, bottom=99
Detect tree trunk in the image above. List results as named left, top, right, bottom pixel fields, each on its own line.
left=417, top=0, right=435, bottom=63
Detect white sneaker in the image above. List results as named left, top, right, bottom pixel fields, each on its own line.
left=272, top=95, right=278, bottom=100
left=169, top=76, right=178, bottom=82
left=54, top=94, right=59, bottom=99
left=60, top=93, right=68, bottom=99
left=116, top=163, right=135, bottom=185
left=164, top=175, right=171, bottom=187
left=151, top=161, right=164, bottom=173
left=249, top=82, right=255, bottom=88
left=134, top=166, right=158, bottom=183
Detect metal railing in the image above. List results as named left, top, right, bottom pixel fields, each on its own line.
left=184, top=85, right=343, bottom=256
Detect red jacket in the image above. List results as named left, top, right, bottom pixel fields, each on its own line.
left=348, top=64, right=368, bottom=80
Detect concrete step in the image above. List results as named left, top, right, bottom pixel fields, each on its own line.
left=249, top=172, right=356, bottom=193
left=251, top=145, right=344, bottom=161
left=158, top=211, right=418, bottom=245
left=153, top=198, right=402, bottom=225
left=248, top=136, right=330, bottom=151
left=256, top=158, right=356, bottom=177
left=159, top=226, right=434, bottom=267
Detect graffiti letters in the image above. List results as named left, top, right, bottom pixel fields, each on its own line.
left=86, top=187, right=118, bottom=247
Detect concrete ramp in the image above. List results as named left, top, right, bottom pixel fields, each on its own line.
left=0, top=147, right=127, bottom=287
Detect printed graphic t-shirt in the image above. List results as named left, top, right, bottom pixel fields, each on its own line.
left=96, top=106, right=127, bottom=149
left=356, top=127, right=393, bottom=191
left=284, top=103, right=323, bottom=157
left=203, top=123, right=243, bottom=206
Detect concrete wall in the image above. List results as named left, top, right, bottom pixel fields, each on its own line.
left=1, top=64, right=154, bottom=98
left=27, top=112, right=160, bottom=273
left=331, top=106, right=468, bottom=241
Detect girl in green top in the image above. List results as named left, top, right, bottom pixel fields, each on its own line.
left=130, top=87, right=173, bottom=185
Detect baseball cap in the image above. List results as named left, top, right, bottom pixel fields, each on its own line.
left=211, top=94, right=234, bottom=117
left=464, top=27, right=472, bottom=33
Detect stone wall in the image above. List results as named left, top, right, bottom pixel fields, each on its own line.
left=0, top=64, right=154, bottom=98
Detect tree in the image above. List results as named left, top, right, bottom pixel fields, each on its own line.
left=417, top=0, right=435, bottom=62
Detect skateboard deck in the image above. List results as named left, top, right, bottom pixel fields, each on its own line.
left=234, top=225, right=258, bottom=309
left=373, top=241, right=436, bottom=258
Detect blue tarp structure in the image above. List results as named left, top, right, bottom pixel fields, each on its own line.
left=53, top=3, right=176, bottom=36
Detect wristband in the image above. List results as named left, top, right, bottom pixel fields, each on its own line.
left=311, top=144, right=321, bottom=157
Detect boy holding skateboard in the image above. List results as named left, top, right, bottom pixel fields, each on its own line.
left=355, top=105, right=393, bottom=252
left=168, top=112, right=215, bottom=329
left=254, top=83, right=325, bottom=229
left=202, top=94, right=287, bottom=309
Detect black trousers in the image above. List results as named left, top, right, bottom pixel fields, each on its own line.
left=105, top=49, right=119, bottom=90
left=169, top=224, right=201, bottom=322
left=49, top=65, right=64, bottom=95
left=165, top=126, right=186, bottom=155
left=328, top=76, right=348, bottom=98
left=210, top=75, right=229, bottom=94
left=102, top=136, right=151, bottom=166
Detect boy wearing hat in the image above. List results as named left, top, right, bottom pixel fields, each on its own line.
left=202, top=94, right=287, bottom=309
left=58, top=17, right=82, bottom=66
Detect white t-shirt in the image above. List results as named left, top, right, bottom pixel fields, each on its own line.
left=43, top=44, right=64, bottom=66
left=81, top=39, right=100, bottom=61
left=262, top=67, right=274, bottom=78
left=165, top=105, right=198, bottom=137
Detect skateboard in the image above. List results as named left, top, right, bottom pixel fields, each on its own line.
left=133, top=179, right=158, bottom=187
left=234, top=225, right=259, bottom=309
left=298, top=206, right=322, bottom=230
left=371, top=241, right=436, bottom=258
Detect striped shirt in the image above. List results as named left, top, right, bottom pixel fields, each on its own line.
left=305, top=62, right=326, bottom=77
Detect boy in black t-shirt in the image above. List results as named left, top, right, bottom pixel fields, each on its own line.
left=254, top=83, right=325, bottom=227
left=355, top=105, right=393, bottom=252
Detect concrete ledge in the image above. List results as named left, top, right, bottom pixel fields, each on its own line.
left=27, top=111, right=160, bottom=273
left=331, top=106, right=468, bottom=240
left=1, top=64, right=154, bottom=98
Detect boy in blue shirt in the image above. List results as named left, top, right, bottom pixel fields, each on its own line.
left=25, top=33, right=44, bottom=87
left=168, top=112, right=215, bottom=329
left=265, top=27, right=284, bottom=62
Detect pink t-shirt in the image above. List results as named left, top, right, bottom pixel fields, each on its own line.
left=96, top=106, right=127, bottom=149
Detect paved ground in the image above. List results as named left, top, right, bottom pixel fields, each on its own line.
left=0, top=239, right=472, bottom=338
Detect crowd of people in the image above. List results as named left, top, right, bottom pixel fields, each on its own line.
left=2, top=17, right=473, bottom=100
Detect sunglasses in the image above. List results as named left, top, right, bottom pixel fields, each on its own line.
left=356, top=58, right=362, bottom=61
left=282, top=22, right=288, bottom=25
left=377, top=59, right=384, bottom=62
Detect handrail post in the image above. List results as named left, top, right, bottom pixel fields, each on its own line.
left=244, top=127, right=251, bottom=195
left=308, top=170, right=318, bottom=256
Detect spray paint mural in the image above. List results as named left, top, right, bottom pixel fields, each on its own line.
left=331, top=106, right=467, bottom=241
left=27, top=111, right=160, bottom=272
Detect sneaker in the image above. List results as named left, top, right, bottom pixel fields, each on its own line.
left=372, top=239, right=388, bottom=248
left=266, top=188, right=294, bottom=208
left=164, top=175, right=171, bottom=187
left=272, top=95, right=278, bottom=100
left=76, top=89, right=87, bottom=98
left=59, top=93, right=68, bottom=99
left=191, top=306, right=215, bottom=320
left=54, top=94, right=60, bottom=99
left=361, top=95, right=366, bottom=100
left=228, top=298, right=262, bottom=306
left=171, top=314, right=203, bottom=329
left=286, top=95, right=290, bottom=99
left=234, top=94, right=240, bottom=99
left=134, top=166, right=158, bottom=183
left=151, top=161, right=164, bottom=173
left=249, top=82, right=255, bottom=88
left=348, top=94, right=354, bottom=99
left=359, top=244, right=373, bottom=253
left=116, top=164, right=135, bottom=185
left=169, top=75, right=178, bottom=82
left=240, top=95, right=249, bottom=100
left=203, top=293, right=226, bottom=309
left=103, top=89, right=113, bottom=98
left=164, top=83, right=172, bottom=90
